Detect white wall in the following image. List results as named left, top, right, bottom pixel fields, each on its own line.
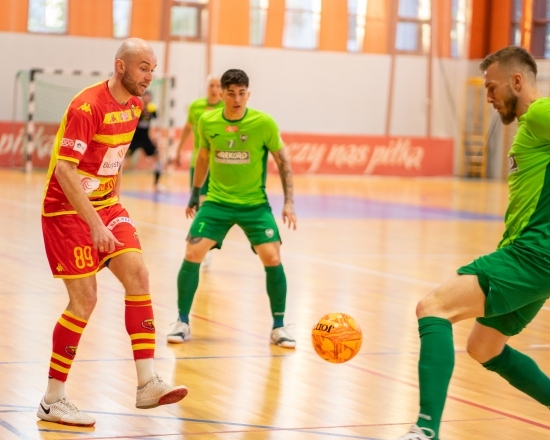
left=1, top=32, right=469, bottom=145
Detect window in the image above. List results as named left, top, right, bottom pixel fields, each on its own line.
left=283, top=0, right=322, bottom=50
left=531, top=0, right=550, bottom=58
left=348, top=0, right=368, bottom=52
left=113, top=0, right=132, bottom=39
left=28, top=0, right=67, bottom=34
left=511, top=0, right=523, bottom=46
left=170, top=0, right=208, bottom=40
left=250, top=0, right=269, bottom=46
left=395, top=0, right=431, bottom=54
left=450, top=0, right=466, bottom=57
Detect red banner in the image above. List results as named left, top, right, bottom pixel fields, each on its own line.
left=272, top=133, right=453, bottom=176
left=0, top=122, right=453, bottom=176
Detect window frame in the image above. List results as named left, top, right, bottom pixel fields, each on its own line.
left=169, top=0, right=208, bottom=42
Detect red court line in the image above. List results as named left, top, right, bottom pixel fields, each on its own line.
left=185, top=312, right=550, bottom=431
left=346, top=363, right=550, bottom=431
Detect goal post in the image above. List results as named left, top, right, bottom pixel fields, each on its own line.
left=15, top=69, right=176, bottom=171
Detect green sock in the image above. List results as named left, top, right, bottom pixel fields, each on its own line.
left=265, top=264, right=287, bottom=329
left=177, top=259, right=200, bottom=323
left=482, top=344, right=550, bottom=405
left=416, top=317, right=454, bottom=439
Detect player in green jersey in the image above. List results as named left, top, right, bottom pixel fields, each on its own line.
left=397, top=46, right=550, bottom=440
left=167, top=69, right=297, bottom=348
left=174, top=75, right=223, bottom=268
left=174, top=74, right=224, bottom=194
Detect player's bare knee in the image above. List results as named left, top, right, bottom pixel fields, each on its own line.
left=416, top=295, right=439, bottom=319
left=262, top=255, right=281, bottom=266
left=70, top=292, right=97, bottom=319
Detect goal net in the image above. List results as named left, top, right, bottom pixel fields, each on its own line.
left=8, top=69, right=175, bottom=170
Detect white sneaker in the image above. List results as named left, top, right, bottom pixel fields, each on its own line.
left=270, top=325, right=296, bottom=348
left=136, top=373, right=188, bottom=409
left=37, top=396, right=95, bottom=427
left=201, top=251, right=212, bottom=270
left=166, top=319, right=190, bottom=343
left=395, top=425, right=436, bottom=440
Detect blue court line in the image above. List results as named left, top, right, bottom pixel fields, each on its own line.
left=123, top=190, right=503, bottom=221
left=1, top=405, right=381, bottom=440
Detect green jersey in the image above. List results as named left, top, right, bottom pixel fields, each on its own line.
left=197, top=107, right=283, bottom=206
left=186, top=97, right=224, bottom=166
left=499, top=98, right=550, bottom=252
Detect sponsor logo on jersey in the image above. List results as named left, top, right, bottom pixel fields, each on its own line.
left=78, top=103, right=92, bottom=115
left=225, top=125, right=239, bottom=132
left=142, top=319, right=155, bottom=330
left=240, top=134, right=247, bottom=142
left=74, top=139, right=87, bottom=154
left=65, top=346, right=77, bottom=358
left=121, top=111, right=129, bottom=121
left=133, top=231, right=141, bottom=245
left=107, top=216, right=134, bottom=231
left=215, top=150, right=250, bottom=164
left=265, top=228, right=274, bottom=238
left=56, top=263, right=64, bottom=272
left=98, top=143, right=130, bottom=176
left=80, top=176, right=101, bottom=194
left=508, top=154, right=518, bottom=173
left=61, top=138, right=74, bottom=148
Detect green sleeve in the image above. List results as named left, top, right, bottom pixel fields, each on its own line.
left=186, top=103, right=194, bottom=124
left=527, top=101, right=550, bottom=142
left=265, top=115, right=283, bottom=152
left=197, top=114, right=209, bottom=150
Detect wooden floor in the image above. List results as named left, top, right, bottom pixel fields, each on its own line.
left=0, top=168, right=549, bottom=440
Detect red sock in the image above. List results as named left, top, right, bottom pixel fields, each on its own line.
left=125, top=294, right=155, bottom=360
left=49, top=310, right=87, bottom=382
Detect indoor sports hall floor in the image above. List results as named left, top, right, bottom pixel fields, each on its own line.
left=1, top=168, right=549, bottom=440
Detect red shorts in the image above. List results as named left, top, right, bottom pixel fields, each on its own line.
left=42, top=204, right=142, bottom=278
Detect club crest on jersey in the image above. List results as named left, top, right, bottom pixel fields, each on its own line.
left=508, top=154, right=519, bottom=173
left=240, top=134, right=248, bottom=142
left=225, top=125, right=239, bottom=132
left=142, top=319, right=155, bottom=331
left=265, top=229, right=274, bottom=238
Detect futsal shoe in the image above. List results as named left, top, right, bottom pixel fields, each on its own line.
left=37, top=396, right=95, bottom=427
left=166, top=319, right=190, bottom=343
left=270, top=325, right=296, bottom=348
left=395, top=425, right=436, bottom=440
left=136, top=373, right=188, bottom=409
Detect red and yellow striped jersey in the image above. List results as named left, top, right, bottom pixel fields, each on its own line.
left=42, top=81, right=142, bottom=216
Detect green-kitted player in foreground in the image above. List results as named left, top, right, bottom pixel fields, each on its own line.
left=397, top=45, right=550, bottom=440
left=167, top=69, right=297, bottom=348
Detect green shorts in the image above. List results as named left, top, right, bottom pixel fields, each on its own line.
left=189, top=167, right=209, bottom=196
left=188, top=201, right=281, bottom=249
left=457, top=242, right=550, bottom=336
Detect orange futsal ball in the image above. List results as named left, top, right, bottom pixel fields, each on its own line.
left=311, top=313, right=362, bottom=363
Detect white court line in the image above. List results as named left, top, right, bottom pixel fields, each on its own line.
left=0, top=200, right=442, bottom=289
left=136, top=220, right=439, bottom=287
left=284, top=253, right=439, bottom=287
